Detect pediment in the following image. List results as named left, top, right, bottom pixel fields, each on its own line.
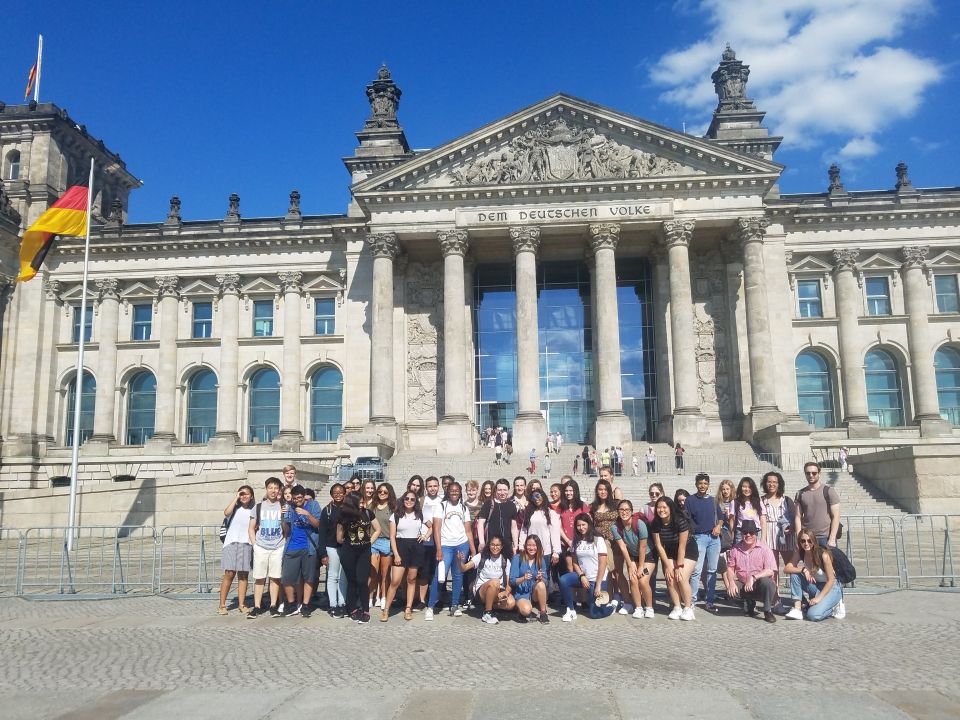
left=179, top=278, right=219, bottom=297
left=859, top=253, right=900, bottom=271
left=120, top=281, right=156, bottom=299
left=303, top=274, right=344, bottom=293
left=928, top=250, right=960, bottom=268
left=790, top=255, right=832, bottom=273
left=59, top=284, right=96, bottom=302
left=241, top=277, right=280, bottom=295
left=353, top=94, right=781, bottom=196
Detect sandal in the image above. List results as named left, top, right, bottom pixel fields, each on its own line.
left=380, top=610, right=389, bottom=623
left=404, top=608, right=413, bottom=621
left=217, top=606, right=228, bottom=616
left=238, top=605, right=250, bottom=614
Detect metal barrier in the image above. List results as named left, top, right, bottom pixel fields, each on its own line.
left=156, top=525, right=220, bottom=595
left=19, top=526, right=156, bottom=597
left=899, top=514, right=958, bottom=589
left=840, top=515, right=904, bottom=591
left=0, top=528, right=24, bottom=596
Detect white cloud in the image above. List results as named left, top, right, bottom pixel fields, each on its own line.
left=838, top=136, right=881, bottom=159
left=650, top=0, right=943, bottom=149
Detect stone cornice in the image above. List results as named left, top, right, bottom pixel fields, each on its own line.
left=768, top=191, right=960, bottom=230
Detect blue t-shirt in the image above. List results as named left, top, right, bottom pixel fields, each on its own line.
left=509, top=554, right=548, bottom=595
left=284, top=499, right=321, bottom=553
left=686, top=494, right=722, bottom=535
left=610, top=517, right=652, bottom=561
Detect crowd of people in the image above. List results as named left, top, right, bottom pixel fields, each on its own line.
left=217, top=461, right=847, bottom=625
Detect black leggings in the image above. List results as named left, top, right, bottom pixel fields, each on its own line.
left=339, top=543, right=371, bottom=614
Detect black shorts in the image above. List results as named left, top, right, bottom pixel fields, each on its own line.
left=281, top=549, right=318, bottom=585
left=395, top=538, right=425, bottom=570
left=420, top=546, right=439, bottom=581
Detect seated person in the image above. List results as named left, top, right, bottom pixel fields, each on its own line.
left=782, top=526, right=843, bottom=622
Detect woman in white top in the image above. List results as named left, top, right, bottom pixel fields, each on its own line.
left=382, top=491, right=431, bottom=622
left=457, top=535, right=516, bottom=624
left=218, top=485, right=255, bottom=615
left=428, top=481, right=476, bottom=618
left=558, top=513, right=615, bottom=621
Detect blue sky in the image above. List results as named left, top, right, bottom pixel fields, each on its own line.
left=2, top=0, right=957, bottom=222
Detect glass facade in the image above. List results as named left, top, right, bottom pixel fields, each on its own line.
left=473, top=258, right=657, bottom=444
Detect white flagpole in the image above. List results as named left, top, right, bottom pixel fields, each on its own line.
left=34, top=35, right=43, bottom=103
left=66, top=158, right=95, bottom=552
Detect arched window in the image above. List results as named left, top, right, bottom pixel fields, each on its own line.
left=935, top=346, right=960, bottom=426
left=795, top=351, right=835, bottom=428
left=65, top=371, right=96, bottom=445
left=865, top=348, right=904, bottom=427
left=126, top=371, right=156, bottom=445
left=186, top=369, right=218, bottom=443
left=6, top=150, right=20, bottom=181
left=310, top=366, right=343, bottom=441
left=248, top=368, right=280, bottom=443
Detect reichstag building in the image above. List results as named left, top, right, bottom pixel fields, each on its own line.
left=1, top=47, right=959, bottom=488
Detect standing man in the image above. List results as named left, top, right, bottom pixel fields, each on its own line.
left=476, top=478, right=519, bottom=553
left=724, top=520, right=779, bottom=623
left=247, top=477, right=285, bottom=618
left=529, top=448, right=538, bottom=476
left=281, top=464, right=297, bottom=491
left=418, top=476, right=444, bottom=614
left=685, top=472, right=724, bottom=613
left=645, top=446, right=657, bottom=473
left=280, top=485, right=320, bottom=617
left=555, top=432, right=563, bottom=454
left=794, top=460, right=845, bottom=619
left=543, top=454, right=552, bottom=479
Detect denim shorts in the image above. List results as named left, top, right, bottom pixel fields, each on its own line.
left=370, top=537, right=393, bottom=556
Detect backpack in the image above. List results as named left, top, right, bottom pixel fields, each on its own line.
left=827, top=546, right=857, bottom=585
left=219, top=503, right=240, bottom=544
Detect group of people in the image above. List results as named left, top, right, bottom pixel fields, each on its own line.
left=218, top=461, right=846, bottom=626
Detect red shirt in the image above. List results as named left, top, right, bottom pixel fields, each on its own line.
left=727, top=542, right=777, bottom=584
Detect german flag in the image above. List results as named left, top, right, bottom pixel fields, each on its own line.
left=17, top=185, right=89, bottom=282
left=24, top=62, right=38, bottom=101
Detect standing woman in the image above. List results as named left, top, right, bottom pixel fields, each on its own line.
left=218, top=485, right=255, bottom=615
left=650, top=497, right=699, bottom=621
left=783, top=527, right=842, bottom=621
left=760, top=471, right=796, bottom=574
left=369, top=482, right=397, bottom=610
left=511, top=535, right=550, bottom=623
left=674, top=443, right=685, bottom=475
left=591, top=479, right=623, bottom=610
left=360, top=479, right=377, bottom=510
left=336, top=493, right=381, bottom=624
left=479, top=480, right=495, bottom=505
left=317, top=483, right=347, bottom=617
left=734, top=476, right=765, bottom=542
left=558, top=513, right=614, bottom=621
left=559, top=480, right=591, bottom=574
left=407, top=475, right=424, bottom=500
left=519, top=489, right=562, bottom=566
left=548, top=483, right=563, bottom=510
left=716, top=479, right=736, bottom=527
left=383, top=491, right=430, bottom=622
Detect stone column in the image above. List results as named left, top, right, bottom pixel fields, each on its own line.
left=209, top=273, right=240, bottom=452
left=832, top=249, right=878, bottom=436
left=662, top=219, right=707, bottom=446
left=735, top=216, right=782, bottom=434
left=87, top=278, right=120, bottom=450
left=901, top=246, right=952, bottom=436
left=650, top=248, right=673, bottom=439
left=366, top=232, right=400, bottom=439
left=589, top=223, right=632, bottom=448
left=274, top=271, right=304, bottom=451
left=511, top=226, right=546, bottom=456
left=437, top=229, right=474, bottom=454
left=146, top=275, right=179, bottom=452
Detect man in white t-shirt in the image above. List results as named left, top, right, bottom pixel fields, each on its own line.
left=247, top=477, right=286, bottom=618
left=418, top=476, right=444, bottom=612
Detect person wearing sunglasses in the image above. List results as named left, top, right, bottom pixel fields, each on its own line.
left=369, top=483, right=397, bottom=611
left=382, top=491, right=431, bottom=622
left=793, top=461, right=845, bottom=618
left=782, top=527, right=843, bottom=621
left=723, top=519, right=778, bottom=623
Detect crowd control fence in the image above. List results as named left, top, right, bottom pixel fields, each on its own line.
left=0, top=515, right=955, bottom=598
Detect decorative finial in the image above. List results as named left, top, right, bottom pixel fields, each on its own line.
left=895, top=161, right=913, bottom=191
left=722, top=44, right=736, bottom=61
left=105, top=197, right=124, bottom=228
left=226, top=193, right=240, bottom=221
left=287, top=189, right=302, bottom=219
left=166, top=195, right=181, bottom=224
left=365, top=64, right=402, bottom=129
left=711, top=45, right=755, bottom=111
left=828, top=163, right=844, bottom=193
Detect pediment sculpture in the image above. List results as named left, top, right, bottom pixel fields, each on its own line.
left=450, top=118, right=699, bottom=186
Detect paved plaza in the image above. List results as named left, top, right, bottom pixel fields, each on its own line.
left=1, top=590, right=958, bottom=719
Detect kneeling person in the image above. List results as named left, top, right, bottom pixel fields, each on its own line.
left=724, top=520, right=779, bottom=623
left=458, top=535, right=515, bottom=624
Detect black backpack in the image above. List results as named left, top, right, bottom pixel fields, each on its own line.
left=827, top=546, right=857, bottom=585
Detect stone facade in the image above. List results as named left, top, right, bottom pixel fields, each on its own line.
left=1, top=52, right=960, bottom=490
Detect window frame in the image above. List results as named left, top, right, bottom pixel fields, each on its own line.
left=864, top=275, right=892, bottom=316
left=252, top=299, right=274, bottom=337
left=796, top=278, right=823, bottom=318
left=192, top=301, right=213, bottom=339
left=131, top=303, right=153, bottom=341
left=185, top=368, right=218, bottom=443
left=65, top=371, right=96, bottom=445
left=934, top=274, right=960, bottom=314
left=7, top=150, right=21, bottom=181
left=72, top=305, right=93, bottom=343
left=314, top=296, right=336, bottom=335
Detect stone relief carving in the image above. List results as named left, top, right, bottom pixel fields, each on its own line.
left=450, top=118, right=697, bottom=186
left=405, top=262, right=443, bottom=421
left=690, top=250, right=733, bottom=419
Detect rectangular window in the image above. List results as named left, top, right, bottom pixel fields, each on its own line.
left=935, top=275, right=960, bottom=313
left=192, top=301, right=213, bottom=338
left=72, top=306, right=93, bottom=343
left=865, top=276, right=891, bottom=316
left=132, top=304, right=152, bottom=340
left=797, top=279, right=823, bottom=318
left=314, top=297, right=336, bottom=335
left=253, top=300, right=273, bottom=337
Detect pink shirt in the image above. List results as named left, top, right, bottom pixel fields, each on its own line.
left=519, top=508, right=562, bottom=556
left=727, top=542, right=777, bottom=584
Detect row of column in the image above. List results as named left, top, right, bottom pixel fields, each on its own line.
left=833, top=246, right=951, bottom=437
left=86, top=271, right=307, bottom=452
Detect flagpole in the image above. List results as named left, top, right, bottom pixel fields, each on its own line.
left=34, top=35, right=43, bottom=103
left=66, top=158, right=95, bottom=552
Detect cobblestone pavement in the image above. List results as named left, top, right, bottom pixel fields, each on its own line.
left=1, top=591, right=958, bottom=719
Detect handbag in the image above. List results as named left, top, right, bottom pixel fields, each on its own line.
left=720, top=525, right=734, bottom=552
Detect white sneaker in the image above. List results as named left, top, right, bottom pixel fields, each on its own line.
left=644, top=607, right=655, bottom=619
left=606, top=598, right=620, bottom=610
left=668, top=606, right=682, bottom=620
left=785, top=607, right=804, bottom=620
left=618, top=606, right=630, bottom=615
left=369, top=598, right=375, bottom=609
left=632, top=607, right=644, bottom=619
left=562, top=608, right=577, bottom=622
left=453, top=606, right=463, bottom=617
left=679, top=606, right=695, bottom=621
left=424, top=608, right=434, bottom=621
left=481, top=612, right=499, bottom=624
left=378, top=596, right=386, bottom=610
left=832, top=600, right=846, bottom=619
